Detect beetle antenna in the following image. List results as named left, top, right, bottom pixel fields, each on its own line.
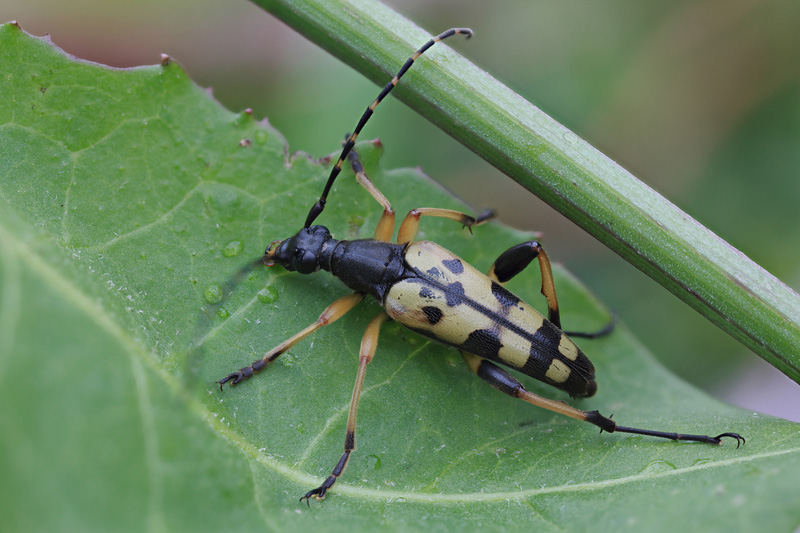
left=303, top=27, right=473, bottom=228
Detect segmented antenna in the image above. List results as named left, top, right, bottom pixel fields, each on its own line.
left=303, top=27, right=473, bottom=228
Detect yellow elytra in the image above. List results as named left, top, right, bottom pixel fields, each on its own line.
left=384, top=241, right=596, bottom=397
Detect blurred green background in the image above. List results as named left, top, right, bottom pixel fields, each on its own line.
left=4, top=0, right=799, bottom=420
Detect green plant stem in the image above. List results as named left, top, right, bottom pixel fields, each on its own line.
left=251, top=0, right=800, bottom=384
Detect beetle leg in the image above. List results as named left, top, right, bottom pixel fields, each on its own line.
left=397, top=207, right=494, bottom=244
left=563, top=315, right=616, bottom=339
left=347, top=146, right=395, bottom=242
left=217, top=292, right=364, bottom=389
left=487, top=240, right=613, bottom=337
left=460, top=352, right=744, bottom=447
left=488, top=241, right=563, bottom=327
left=301, top=312, right=390, bottom=504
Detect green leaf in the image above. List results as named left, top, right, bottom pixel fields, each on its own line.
left=1, top=22, right=799, bottom=532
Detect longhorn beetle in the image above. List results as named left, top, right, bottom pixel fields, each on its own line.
left=218, top=28, right=744, bottom=503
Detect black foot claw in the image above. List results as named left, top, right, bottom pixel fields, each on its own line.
left=216, top=364, right=257, bottom=391
left=300, top=487, right=326, bottom=506
left=714, top=432, right=746, bottom=448
left=216, top=371, right=244, bottom=391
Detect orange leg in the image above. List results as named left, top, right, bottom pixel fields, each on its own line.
left=486, top=240, right=613, bottom=338
left=301, top=312, right=390, bottom=504
left=397, top=207, right=494, bottom=244
left=460, top=351, right=743, bottom=447
left=347, top=148, right=395, bottom=242
left=487, top=241, right=563, bottom=327
left=217, top=293, right=364, bottom=388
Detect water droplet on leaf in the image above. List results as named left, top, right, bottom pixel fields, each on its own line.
left=222, top=240, right=243, bottom=257
left=204, top=283, right=224, bottom=304
left=257, top=286, right=278, bottom=304
left=639, top=460, right=676, bottom=475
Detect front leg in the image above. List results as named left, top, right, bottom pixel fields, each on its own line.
left=396, top=207, right=494, bottom=244
left=347, top=146, right=395, bottom=242
left=217, top=293, right=363, bottom=388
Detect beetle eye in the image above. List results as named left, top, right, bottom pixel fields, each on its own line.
left=294, top=249, right=318, bottom=274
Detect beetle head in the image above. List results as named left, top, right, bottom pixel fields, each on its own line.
left=264, top=225, right=332, bottom=274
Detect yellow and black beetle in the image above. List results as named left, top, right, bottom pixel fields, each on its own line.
left=218, top=28, right=744, bottom=503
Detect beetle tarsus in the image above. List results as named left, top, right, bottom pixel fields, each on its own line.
left=216, top=367, right=252, bottom=390
left=216, top=373, right=240, bottom=390
left=300, top=477, right=336, bottom=506
left=714, top=433, right=746, bottom=447
left=300, top=488, right=324, bottom=506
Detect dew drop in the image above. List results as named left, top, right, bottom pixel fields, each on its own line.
left=257, top=286, right=279, bottom=304
left=561, top=131, right=579, bottom=145
left=367, top=454, right=382, bottom=470
left=204, top=283, right=224, bottom=304
left=222, top=240, right=243, bottom=257
left=217, top=307, right=231, bottom=319
left=281, top=352, right=298, bottom=367
left=639, top=460, right=676, bottom=475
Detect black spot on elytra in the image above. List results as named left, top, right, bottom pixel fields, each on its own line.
left=418, top=286, right=437, bottom=300
left=519, top=320, right=564, bottom=378
left=491, top=281, right=520, bottom=308
left=520, top=319, right=596, bottom=397
left=444, top=281, right=465, bottom=307
left=461, top=328, right=502, bottom=359
left=442, top=258, right=464, bottom=274
left=426, top=266, right=443, bottom=279
left=422, top=306, right=443, bottom=325
left=532, top=320, right=562, bottom=351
